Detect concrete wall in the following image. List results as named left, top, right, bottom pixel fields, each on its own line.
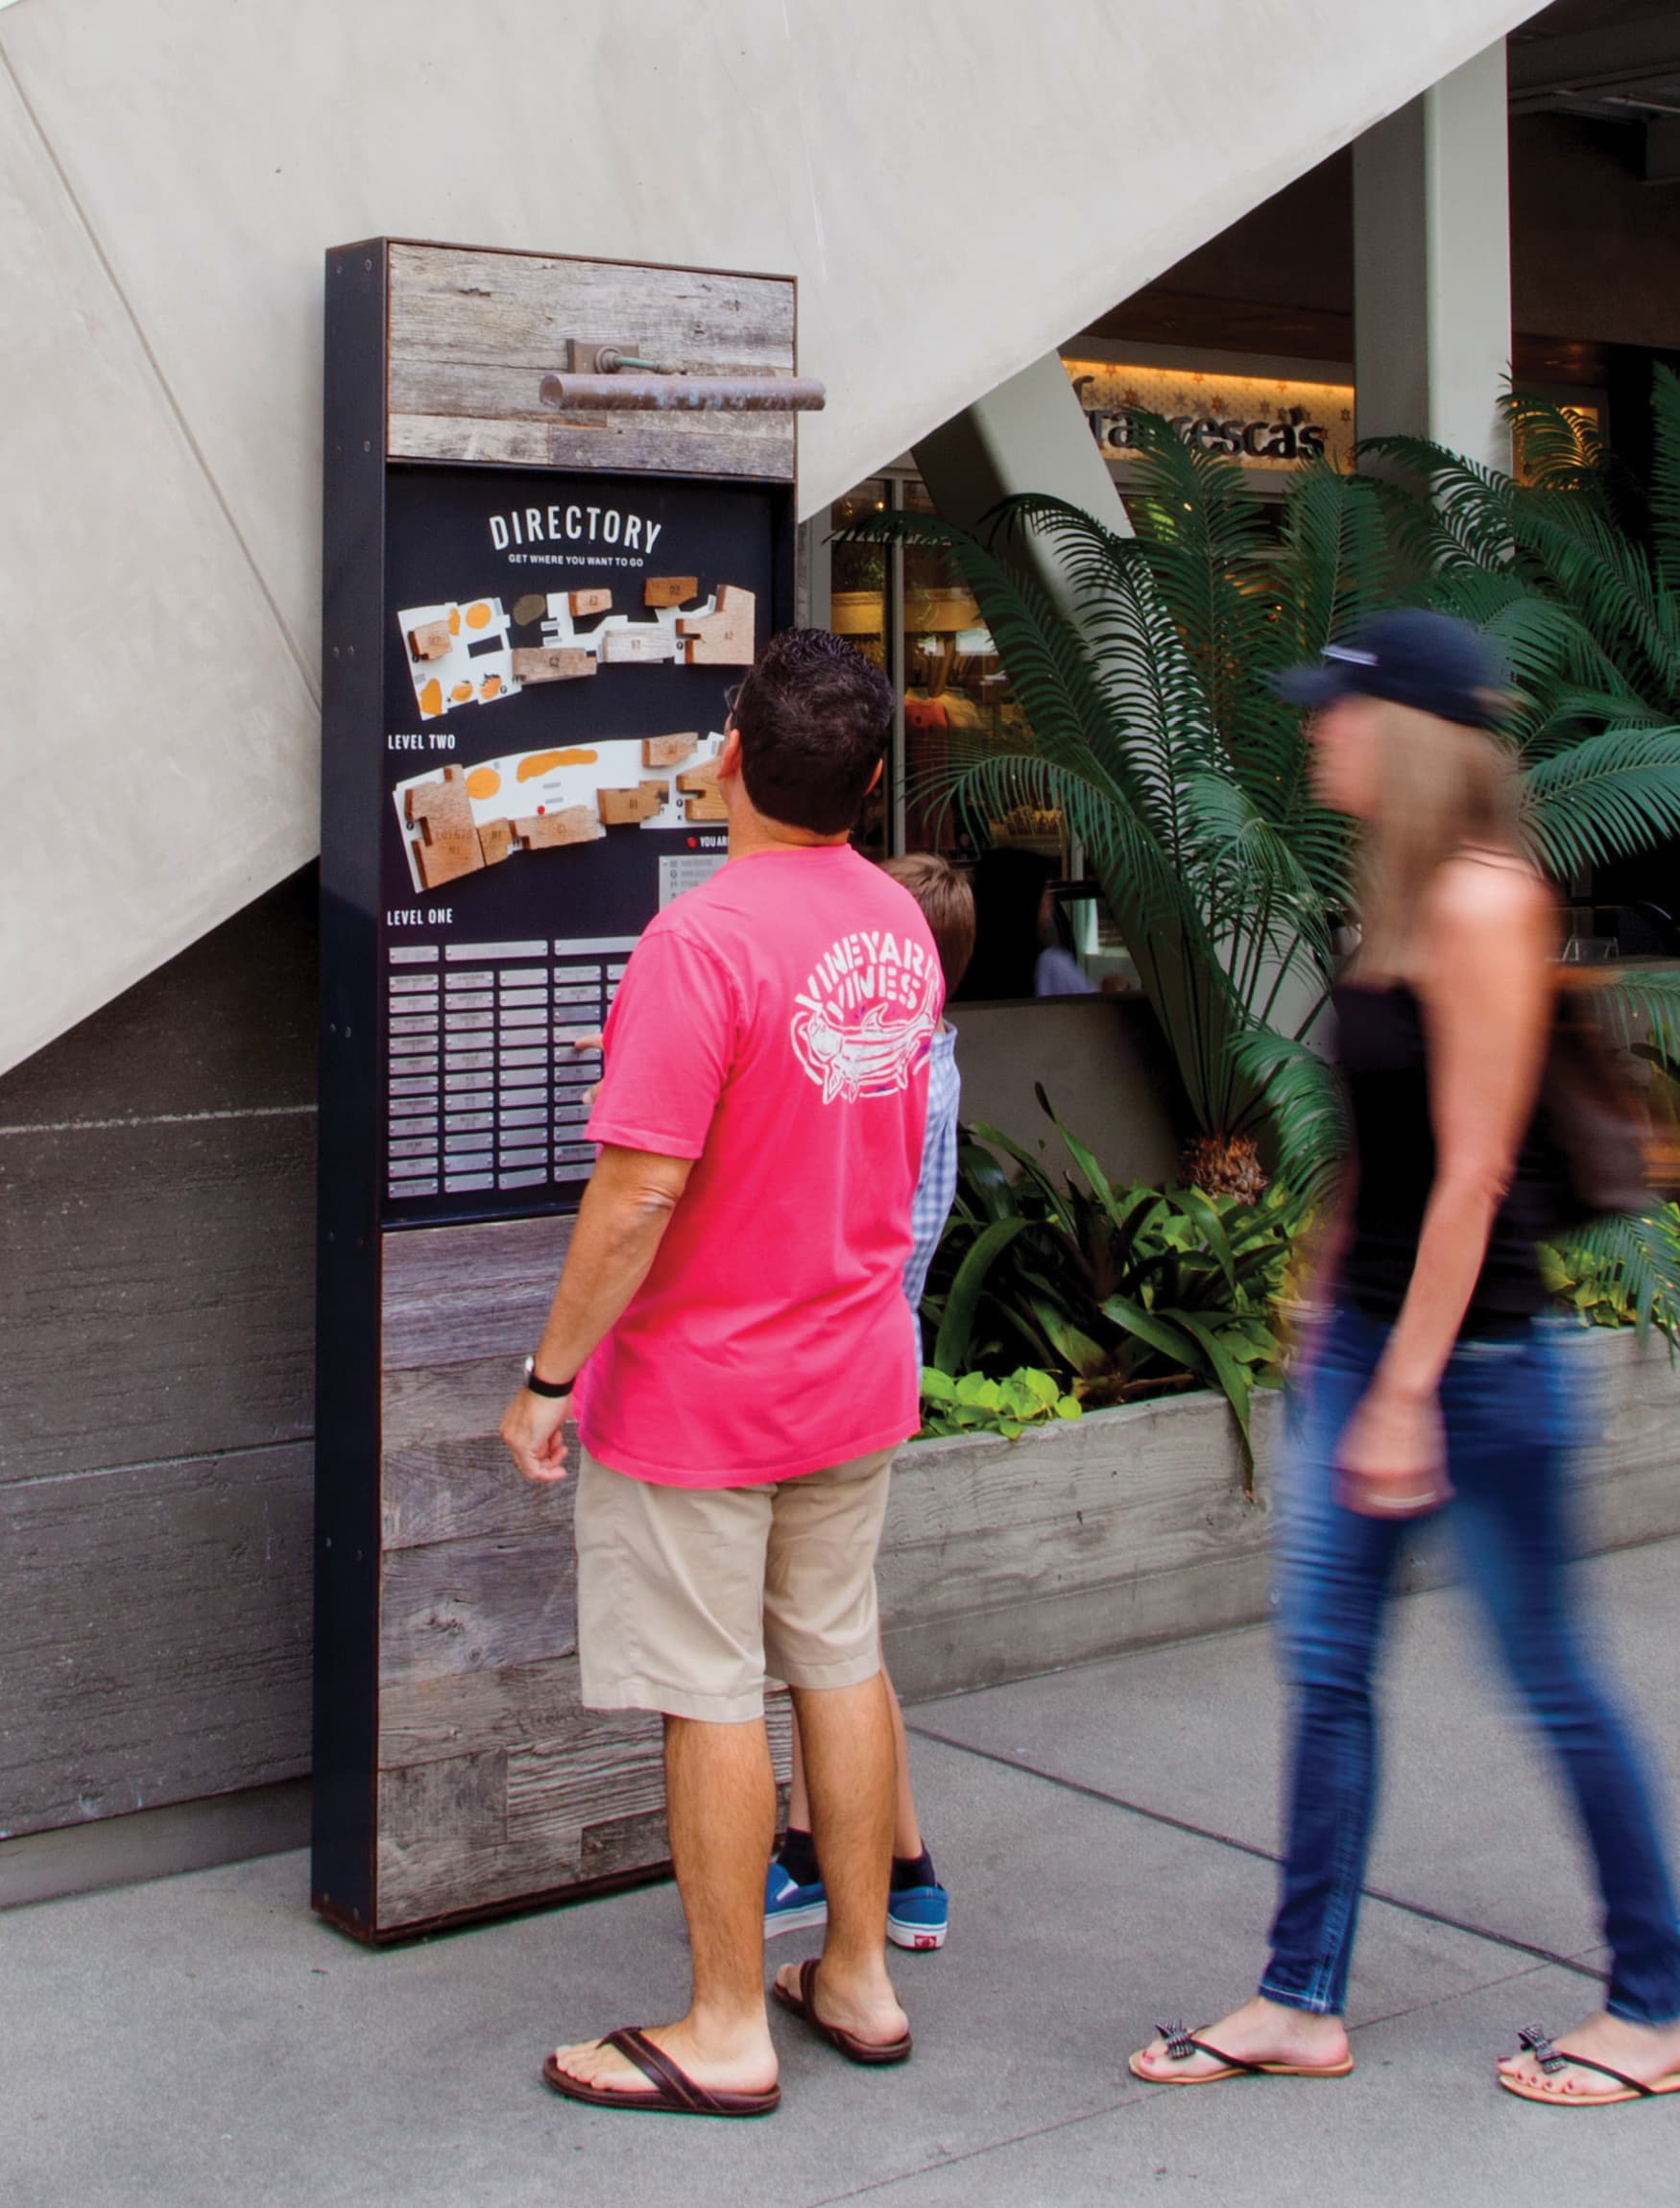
left=0, top=0, right=1542, bottom=1076
left=0, top=872, right=318, bottom=1846
left=953, top=997, right=1186, bottom=1190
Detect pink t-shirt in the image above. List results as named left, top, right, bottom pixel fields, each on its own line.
left=574, top=845, right=942, bottom=1486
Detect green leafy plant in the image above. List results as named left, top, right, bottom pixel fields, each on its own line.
left=919, top=1088, right=1301, bottom=1476
left=918, top=1364, right=1082, bottom=1441
left=1539, top=1203, right=1680, bottom=1340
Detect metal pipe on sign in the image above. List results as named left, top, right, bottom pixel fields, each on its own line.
left=540, top=374, right=827, bottom=413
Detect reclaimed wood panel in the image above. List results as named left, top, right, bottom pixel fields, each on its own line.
left=378, top=1531, right=578, bottom=1685
left=374, top=1696, right=793, bottom=1922
left=380, top=1687, right=649, bottom=1774
left=0, top=1444, right=312, bottom=1837
left=393, top=411, right=797, bottom=483
left=374, top=1210, right=799, bottom=1926
left=379, top=1750, right=508, bottom=1849
left=381, top=1212, right=572, bottom=1370
left=386, top=244, right=796, bottom=479
left=381, top=1355, right=577, bottom=1549
left=376, top=1824, right=589, bottom=1922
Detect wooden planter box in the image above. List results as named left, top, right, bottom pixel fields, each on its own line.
left=879, top=1326, right=1680, bottom=1701
left=362, top=1316, right=1676, bottom=1933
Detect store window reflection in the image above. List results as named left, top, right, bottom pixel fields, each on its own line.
left=830, top=478, right=891, bottom=857
left=828, top=472, right=1117, bottom=996
left=897, top=482, right=1057, bottom=871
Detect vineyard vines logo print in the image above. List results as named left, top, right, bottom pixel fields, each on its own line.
left=791, top=929, right=940, bottom=1104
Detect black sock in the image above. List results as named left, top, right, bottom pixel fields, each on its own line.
left=891, top=1846, right=937, bottom=1892
left=777, top=1826, right=821, bottom=1886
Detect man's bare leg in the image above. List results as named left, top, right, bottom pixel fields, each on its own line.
left=550, top=1715, right=780, bottom=2096
left=784, top=1661, right=921, bottom=1858
left=773, top=1673, right=907, bottom=2047
left=786, top=1702, right=811, bottom=1832
left=883, top=1666, right=924, bottom=1860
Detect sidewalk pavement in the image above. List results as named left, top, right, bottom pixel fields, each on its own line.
left=5, top=1535, right=1678, bottom=2208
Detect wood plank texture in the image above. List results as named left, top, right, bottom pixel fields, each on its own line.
left=0, top=869, right=318, bottom=1486
left=378, top=1531, right=578, bottom=1686
left=382, top=1356, right=576, bottom=1550
left=0, top=1111, right=316, bottom=1484
left=374, top=1211, right=804, bottom=1926
left=378, top=1751, right=508, bottom=1848
left=0, top=1445, right=312, bottom=1837
left=381, top=1212, right=573, bottom=1370
left=0, top=873, right=318, bottom=1844
left=373, top=1693, right=793, bottom=1924
left=369, top=1212, right=1680, bottom=1932
left=386, top=245, right=796, bottom=479
left=876, top=1392, right=1277, bottom=1702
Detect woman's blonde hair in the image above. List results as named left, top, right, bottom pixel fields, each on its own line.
left=1350, top=701, right=1526, bottom=980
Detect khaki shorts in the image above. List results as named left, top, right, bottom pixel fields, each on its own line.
left=574, top=1446, right=896, bottom=1722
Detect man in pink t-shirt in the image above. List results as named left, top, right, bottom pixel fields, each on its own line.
left=501, top=630, right=940, bottom=2118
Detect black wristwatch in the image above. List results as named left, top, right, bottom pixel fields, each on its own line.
left=524, top=1357, right=574, bottom=1400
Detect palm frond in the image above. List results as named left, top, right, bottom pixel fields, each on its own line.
left=1228, top=1030, right=1346, bottom=1201
left=1512, top=497, right=1680, bottom=708
left=1357, top=434, right=1520, bottom=570
left=1551, top=1208, right=1680, bottom=1339
left=1269, top=460, right=1397, bottom=658
left=1648, top=363, right=1680, bottom=597
left=1505, top=389, right=1610, bottom=497
left=1087, top=415, right=1275, bottom=744
left=1592, top=964, right=1680, bottom=1066
left=1521, top=728, right=1680, bottom=878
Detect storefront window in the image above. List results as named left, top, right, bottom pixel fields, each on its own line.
left=897, top=482, right=1063, bottom=871
left=830, top=478, right=892, bottom=857
left=827, top=473, right=1108, bottom=996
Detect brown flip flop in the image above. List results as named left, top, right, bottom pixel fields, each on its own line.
left=541, top=2028, right=780, bottom=2117
left=1497, top=2022, right=1680, bottom=2108
left=1128, top=2018, right=1356, bottom=2086
left=772, top=1957, right=913, bottom=2066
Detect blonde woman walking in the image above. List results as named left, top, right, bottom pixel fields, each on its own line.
left=1130, top=612, right=1680, bottom=2109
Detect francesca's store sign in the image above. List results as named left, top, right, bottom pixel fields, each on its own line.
left=1064, top=358, right=1356, bottom=472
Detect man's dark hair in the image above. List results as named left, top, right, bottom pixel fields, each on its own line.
left=730, top=628, right=894, bottom=836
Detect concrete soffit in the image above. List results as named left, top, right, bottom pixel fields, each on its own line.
left=0, top=0, right=1543, bottom=1070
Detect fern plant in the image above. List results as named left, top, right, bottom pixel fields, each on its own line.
left=852, top=382, right=1680, bottom=1324
left=1363, top=368, right=1680, bottom=883
left=847, top=419, right=1391, bottom=1195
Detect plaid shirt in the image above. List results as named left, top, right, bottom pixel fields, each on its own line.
left=904, top=1023, right=961, bottom=1339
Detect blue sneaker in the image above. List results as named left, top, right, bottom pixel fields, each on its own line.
left=764, top=1860, right=828, bottom=1938
left=886, top=1881, right=949, bottom=1952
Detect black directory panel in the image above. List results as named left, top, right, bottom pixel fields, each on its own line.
left=315, top=239, right=801, bottom=1941
left=375, top=466, right=776, bottom=1226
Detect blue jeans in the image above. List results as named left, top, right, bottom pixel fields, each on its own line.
left=1260, top=1303, right=1680, bottom=2025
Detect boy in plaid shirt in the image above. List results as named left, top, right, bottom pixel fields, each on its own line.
left=766, top=853, right=975, bottom=1952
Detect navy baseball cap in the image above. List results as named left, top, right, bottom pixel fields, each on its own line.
left=1276, top=609, right=1507, bottom=729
